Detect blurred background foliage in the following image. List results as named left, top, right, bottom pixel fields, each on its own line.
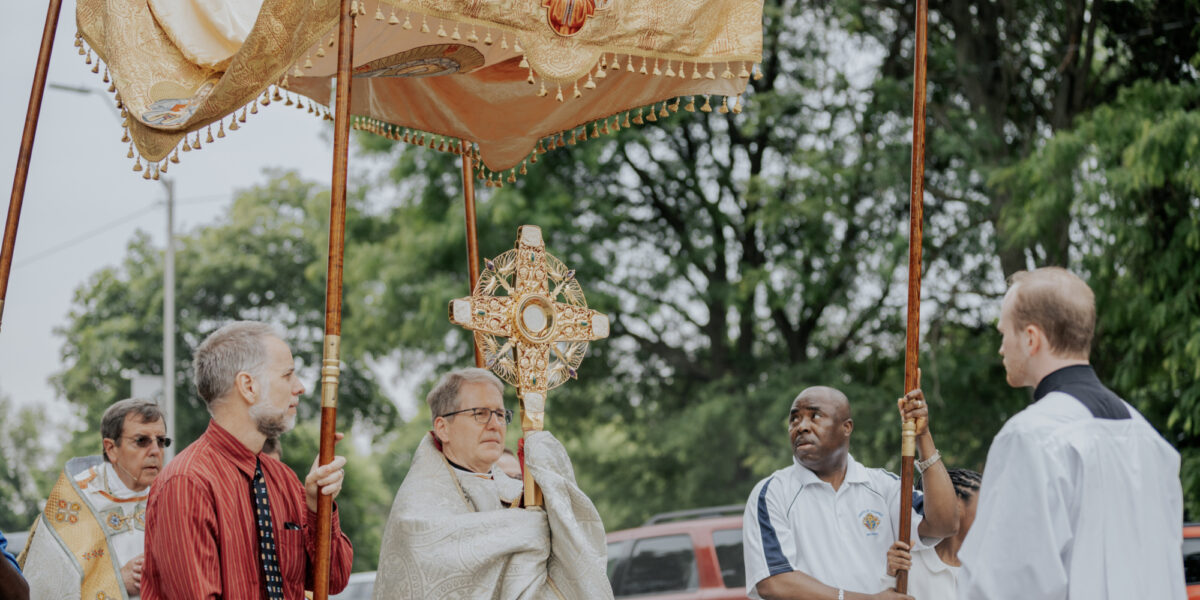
left=1, top=0, right=1196, bottom=572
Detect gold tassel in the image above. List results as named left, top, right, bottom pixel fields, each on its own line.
left=684, top=97, right=695, bottom=112
left=610, top=54, right=620, bottom=70
left=595, top=62, right=607, bottom=79
left=375, top=4, right=384, bottom=20
left=402, top=14, right=412, bottom=29
left=700, top=96, right=712, bottom=112
left=718, top=97, right=729, bottom=114
left=468, top=27, right=479, bottom=43
left=304, top=55, right=313, bottom=69
left=669, top=99, right=680, bottom=113
left=584, top=73, right=596, bottom=89
left=611, top=117, right=620, bottom=132
left=627, top=57, right=635, bottom=73
left=520, top=55, right=529, bottom=69
left=508, top=171, right=516, bottom=183
left=640, top=57, right=648, bottom=74
left=633, top=108, right=644, bottom=125
left=665, top=61, right=676, bottom=77
left=273, top=87, right=283, bottom=102
left=133, top=157, right=142, bottom=172
left=285, top=94, right=294, bottom=106
left=740, top=62, right=751, bottom=78
left=579, top=127, right=588, bottom=141
left=451, top=25, right=461, bottom=40
left=678, top=63, right=687, bottom=79
left=127, top=143, right=135, bottom=159
left=142, top=165, right=151, bottom=179
left=600, top=121, right=610, bottom=135
left=659, top=103, right=670, bottom=117
left=555, top=85, right=564, bottom=102
left=600, top=54, right=608, bottom=70
left=501, top=33, right=508, bottom=50
left=569, top=131, right=577, bottom=145
left=484, top=30, right=493, bottom=45
left=121, top=128, right=130, bottom=143
left=733, top=94, right=743, bottom=114
left=706, top=64, right=716, bottom=80
left=206, top=126, right=214, bottom=143
left=514, top=39, right=522, bottom=53
left=388, top=8, right=399, bottom=24
left=623, top=112, right=631, bottom=128
left=692, top=63, right=702, bottom=79
left=573, top=82, right=582, bottom=98
left=421, top=16, right=430, bottom=33
left=160, top=160, right=168, bottom=174
left=250, top=102, right=258, bottom=115
left=152, top=164, right=160, bottom=180
left=171, top=148, right=180, bottom=163
left=537, top=81, right=548, bottom=97
left=592, top=123, right=600, bottom=137
left=102, top=68, right=109, bottom=83
left=437, top=22, right=447, bottom=37
left=722, top=63, right=734, bottom=79
left=317, top=47, right=326, bottom=58
left=530, top=152, right=538, bottom=164
left=753, top=64, right=763, bottom=80
left=519, top=161, right=528, bottom=175
left=653, top=59, right=662, bottom=76
left=230, top=115, right=240, bottom=131
left=182, top=138, right=192, bottom=153
left=217, top=121, right=226, bottom=138
left=646, top=106, right=658, bottom=122
left=85, top=50, right=92, bottom=65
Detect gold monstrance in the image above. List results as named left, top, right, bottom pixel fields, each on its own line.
left=449, top=225, right=609, bottom=507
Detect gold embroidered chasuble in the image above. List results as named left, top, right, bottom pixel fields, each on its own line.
left=20, top=456, right=146, bottom=600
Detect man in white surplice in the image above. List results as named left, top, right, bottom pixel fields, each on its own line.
left=21, top=399, right=169, bottom=599
left=374, top=368, right=613, bottom=600
left=958, top=267, right=1186, bottom=599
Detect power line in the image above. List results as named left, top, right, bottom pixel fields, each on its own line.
left=13, top=202, right=160, bottom=270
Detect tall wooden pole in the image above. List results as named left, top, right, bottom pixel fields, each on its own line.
left=0, top=0, right=64, bottom=332
left=314, top=0, right=355, bottom=597
left=896, top=0, right=928, bottom=594
left=460, top=140, right=484, bottom=369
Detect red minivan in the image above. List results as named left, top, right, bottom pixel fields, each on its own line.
left=606, top=505, right=746, bottom=600
left=1186, top=523, right=1200, bottom=599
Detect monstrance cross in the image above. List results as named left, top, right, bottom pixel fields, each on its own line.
left=449, top=225, right=609, bottom=505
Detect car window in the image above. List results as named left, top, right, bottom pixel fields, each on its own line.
left=608, top=539, right=632, bottom=581
left=712, top=528, right=745, bottom=589
left=1184, top=536, right=1200, bottom=585
left=612, top=534, right=698, bottom=597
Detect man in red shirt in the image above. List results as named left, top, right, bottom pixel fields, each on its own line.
left=142, top=321, right=353, bottom=599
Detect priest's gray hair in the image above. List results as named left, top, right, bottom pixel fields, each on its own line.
left=427, top=367, right=504, bottom=424
left=100, top=398, right=164, bottom=461
left=194, top=321, right=279, bottom=407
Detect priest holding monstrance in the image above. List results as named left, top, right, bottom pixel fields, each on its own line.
left=374, top=226, right=614, bottom=600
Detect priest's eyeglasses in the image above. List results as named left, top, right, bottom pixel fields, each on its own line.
left=441, top=407, right=514, bottom=425
left=122, top=435, right=172, bottom=449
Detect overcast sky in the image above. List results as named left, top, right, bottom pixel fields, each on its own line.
left=0, top=1, right=336, bottom=416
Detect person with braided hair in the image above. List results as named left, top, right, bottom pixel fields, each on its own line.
left=884, top=469, right=982, bottom=598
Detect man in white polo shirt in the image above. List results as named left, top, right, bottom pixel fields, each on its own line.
left=958, top=267, right=1185, bottom=599
left=742, top=385, right=959, bottom=600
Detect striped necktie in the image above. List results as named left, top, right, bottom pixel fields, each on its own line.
left=252, top=459, right=285, bottom=599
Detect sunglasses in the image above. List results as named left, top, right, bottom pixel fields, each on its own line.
left=121, top=435, right=172, bottom=449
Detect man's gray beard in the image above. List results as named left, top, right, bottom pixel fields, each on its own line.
left=249, top=379, right=297, bottom=437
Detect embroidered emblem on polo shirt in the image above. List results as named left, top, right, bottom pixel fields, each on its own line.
left=859, top=510, right=882, bottom=535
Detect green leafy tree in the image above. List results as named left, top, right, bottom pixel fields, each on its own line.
left=0, top=394, right=57, bottom=533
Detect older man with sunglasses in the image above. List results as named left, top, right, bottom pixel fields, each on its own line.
left=374, top=367, right=613, bottom=600
left=21, top=398, right=167, bottom=599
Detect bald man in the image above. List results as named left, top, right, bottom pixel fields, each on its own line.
left=958, top=267, right=1184, bottom=599
left=742, top=386, right=959, bottom=600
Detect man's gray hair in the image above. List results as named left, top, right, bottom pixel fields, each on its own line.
left=194, top=321, right=279, bottom=406
left=426, top=367, right=504, bottom=423
left=100, top=398, right=164, bottom=461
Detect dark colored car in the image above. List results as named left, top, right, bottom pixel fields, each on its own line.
left=1185, top=523, right=1200, bottom=599
left=606, top=505, right=745, bottom=599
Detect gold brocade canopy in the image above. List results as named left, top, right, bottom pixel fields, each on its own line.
left=77, top=0, right=764, bottom=175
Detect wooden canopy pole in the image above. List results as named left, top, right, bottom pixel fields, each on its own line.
left=460, top=140, right=484, bottom=368
left=896, top=0, right=929, bottom=594
left=0, top=0, right=64, bottom=332
left=314, top=0, right=356, bottom=597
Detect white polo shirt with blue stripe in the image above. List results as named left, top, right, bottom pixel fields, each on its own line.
left=742, top=454, right=928, bottom=598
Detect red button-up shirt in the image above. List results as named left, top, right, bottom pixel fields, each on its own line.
left=142, top=420, right=353, bottom=599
